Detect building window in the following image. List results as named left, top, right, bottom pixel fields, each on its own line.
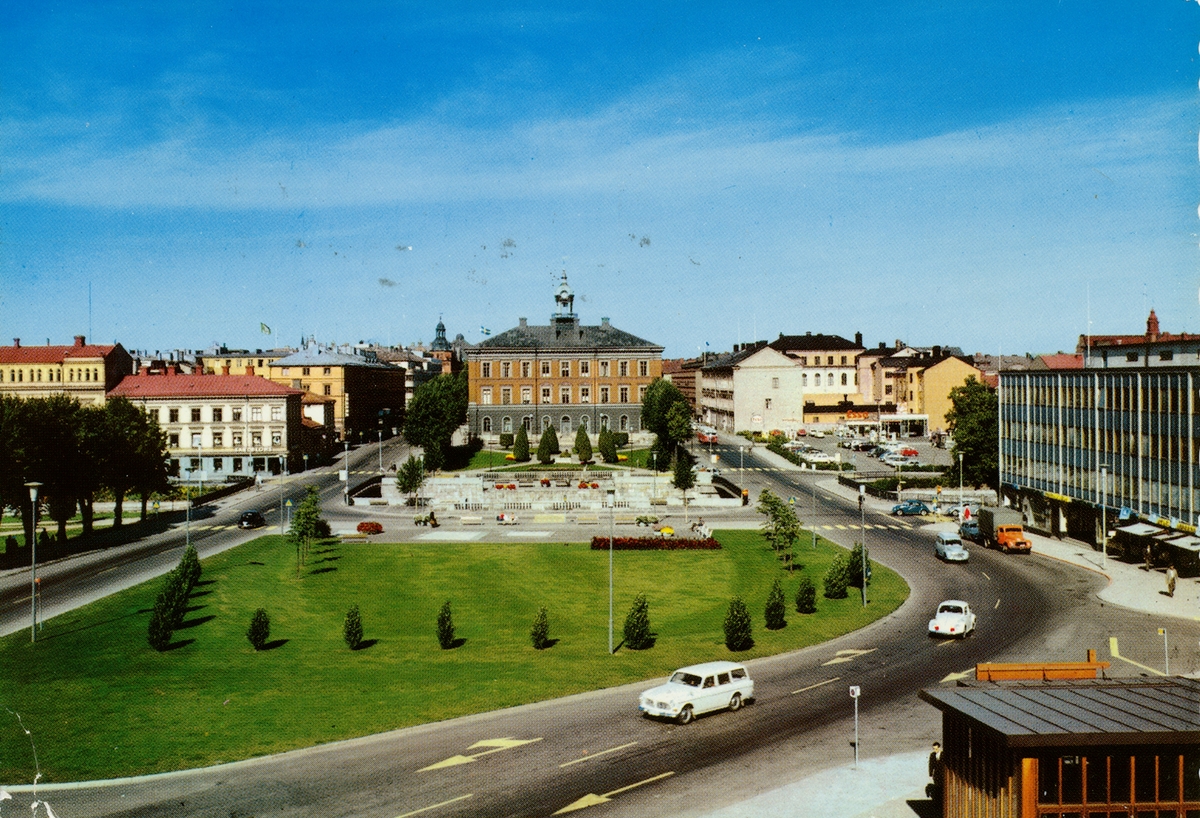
left=233, top=433, right=243, bottom=447
left=233, top=457, right=243, bottom=472
left=501, top=362, right=511, bottom=378
left=1161, top=350, right=1174, bottom=361
left=560, top=360, right=570, bottom=377
left=885, top=384, right=893, bottom=395
left=521, top=386, right=532, bottom=404
left=826, top=356, right=834, bottom=365
left=523, top=416, right=533, bottom=431
left=481, top=387, right=493, bottom=405
left=841, top=356, right=847, bottom=365
left=189, top=457, right=200, bottom=472
left=232, top=408, right=242, bottom=421
left=619, top=414, right=629, bottom=431
left=772, top=377, right=779, bottom=389
left=619, top=386, right=629, bottom=403
left=481, top=362, right=492, bottom=377
left=599, top=361, right=610, bottom=377
left=841, top=373, right=849, bottom=386
left=638, top=384, right=647, bottom=401
left=542, top=416, right=551, bottom=431
left=541, top=386, right=552, bottom=404
left=169, top=434, right=179, bottom=447
left=212, top=408, right=223, bottom=422
left=521, top=361, right=531, bottom=377
left=189, top=407, right=202, bottom=423
left=638, top=360, right=648, bottom=377
left=579, top=415, right=589, bottom=432
left=814, top=374, right=821, bottom=386
left=580, top=386, right=590, bottom=403
left=600, top=386, right=610, bottom=404
left=213, top=433, right=223, bottom=448
left=1126, top=352, right=1138, bottom=362
left=801, top=374, right=808, bottom=386
left=619, top=361, right=628, bottom=376
left=281, top=367, right=290, bottom=376
left=169, top=408, right=180, bottom=423
left=212, top=458, right=223, bottom=472
left=252, top=433, right=262, bottom=447
left=324, top=384, right=332, bottom=395
left=798, top=357, right=807, bottom=366
left=271, top=406, right=283, bottom=421
left=323, top=367, right=331, bottom=375
left=561, top=415, right=571, bottom=432
left=560, top=386, right=571, bottom=404
left=764, top=398, right=772, bottom=409
left=502, top=416, right=512, bottom=433
left=501, top=387, right=512, bottom=405
left=272, top=432, right=282, bottom=446
left=580, top=360, right=590, bottom=376
left=482, top=417, right=492, bottom=433
left=251, top=407, right=263, bottom=421
left=301, top=367, right=310, bottom=376
left=541, top=360, right=551, bottom=376
left=600, top=414, right=609, bottom=430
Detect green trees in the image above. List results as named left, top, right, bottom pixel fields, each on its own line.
left=573, top=425, right=592, bottom=463
left=597, top=427, right=618, bottom=464
left=641, top=378, right=692, bottom=453
left=146, top=544, right=203, bottom=651
left=395, top=455, right=426, bottom=505
left=536, top=425, right=560, bottom=464
left=530, top=606, right=550, bottom=650
left=723, top=597, right=753, bottom=651
left=945, top=376, right=998, bottom=490
left=848, top=542, right=871, bottom=589
left=403, top=373, right=468, bottom=472
left=247, top=609, right=271, bottom=650
left=672, top=448, right=695, bottom=493
left=764, top=578, right=786, bottom=630
left=622, top=593, right=653, bottom=650
left=823, top=554, right=851, bottom=599
left=288, top=485, right=330, bottom=575
left=757, top=488, right=802, bottom=567
left=794, top=575, right=817, bottom=613
left=343, top=605, right=364, bottom=650
left=437, top=600, right=456, bottom=649
left=513, top=426, right=531, bottom=462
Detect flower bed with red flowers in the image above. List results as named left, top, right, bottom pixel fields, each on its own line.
left=589, top=536, right=721, bottom=550
left=357, top=521, right=384, bottom=535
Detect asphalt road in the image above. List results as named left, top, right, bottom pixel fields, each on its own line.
left=21, top=442, right=1190, bottom=818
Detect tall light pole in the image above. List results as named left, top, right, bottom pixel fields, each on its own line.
left=607, top=488, right=615, bottom=655
left=25, top=481, right=42, bottom=643
left=651, top=451, right=657, bottom=499
left=344, top=438, right=350, bottom=505
left=1100, top=464, right=1108, bottom=568
left=739, top=446, right=745, bottom=484
left=378, top=428, right=383, bottom=472
left=859, top=484, right=866, bottom=607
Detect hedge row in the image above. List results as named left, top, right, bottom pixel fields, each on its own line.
left=589, top=536, right=721, bottom=550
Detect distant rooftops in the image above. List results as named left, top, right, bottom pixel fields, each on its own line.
left=0, top=335, right=124, bottom=364
left=109, top=373, right=303, bottom=399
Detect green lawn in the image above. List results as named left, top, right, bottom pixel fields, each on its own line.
left=0, top=530, right=907, bottom=782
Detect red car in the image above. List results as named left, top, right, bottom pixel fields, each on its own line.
left=900, top=447, right=919, bottom=457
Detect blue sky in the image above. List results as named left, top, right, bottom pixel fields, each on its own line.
left=2, top=2, right=1196, bottom=359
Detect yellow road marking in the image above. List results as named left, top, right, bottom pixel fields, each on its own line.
left=553, top=772, right=675, bottom=814
left=1109, top=637, right=1165, bottom=677
left=559, top=742, right=638, bottom=768
left=822, top=648, right=876, bottom=666
left=792, top=676, right=840, bottom=695
left=981, top=572, right=991, bottom=580
left=396, top=793, right=472, bottom=817
left=994, top=598, right=1000, bottom=609
left=940, top=669, right=973, bottom=683
left=419, top=737, right=543, bottom=771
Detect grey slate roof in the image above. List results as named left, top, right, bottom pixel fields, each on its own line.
left=271, top=345, right=392, bottom=369
left=920, top=679, right=1200, bottom=747
left=769, top=333, right=862, bottom=352
left=474, top=319, right=661, bottom=352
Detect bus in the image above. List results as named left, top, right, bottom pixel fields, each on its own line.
left=697, top=427, right=719, bottom=445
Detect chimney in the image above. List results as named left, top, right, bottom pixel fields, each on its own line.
left=933, top=345, right=942, bottom=358
left=854, top=332, right=862, bottom=347
left=245, top=367, right=255, bottom=375
left=601, top=317, right=610, bottom=327
left=1147, top=309, right=1160, bottom=342
left=74, top=335, right=86, bottom=347
left=222, top=366, right=231, bottom=375
left=12, top=338, right=19, bottom=348
left=519, top=317, right=528, bottom=327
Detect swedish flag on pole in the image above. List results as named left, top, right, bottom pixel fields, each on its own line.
left=260, top=323, right=271, bottom=335
left=480, top=326, right=491, bottom=336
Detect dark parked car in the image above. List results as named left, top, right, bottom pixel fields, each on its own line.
left=958, top=519, right=981, bottom=542
left=239, top=510, right=266, bottom=529
left=891, top=500, right=932, bottom=517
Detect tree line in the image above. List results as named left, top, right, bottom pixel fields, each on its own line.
left=0, top=394, right=173, bottom=548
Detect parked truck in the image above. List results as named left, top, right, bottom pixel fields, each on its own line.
left=976, top=507, right=1032, bottom=554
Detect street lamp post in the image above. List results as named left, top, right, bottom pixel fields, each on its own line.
left=25, top=481, right=42, bottom=643
left=303, top=453, right=309, bottom=473
left=958, top=452, right=964, bottom=505
left=344, top=438, right=350, bottom=505
left=859, top=485, right=867, bottom=607
left=652, top=451, right=657, bottom=499
left=1100, top=464, right=1108, bottom=568
left=740, top=446, right=745, bottom=484
left=608, top=489, right=615, bottom=655
left=378, top=428, right=383, bottom=472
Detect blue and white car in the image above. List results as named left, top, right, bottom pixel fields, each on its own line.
left=639, top=661, right=754, bottom=724
left=934, top=532, right=969, bottom=562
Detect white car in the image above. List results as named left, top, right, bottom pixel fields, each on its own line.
left=933, top=532, right=969, bottom=563
left=928, top=600, right=976, bottom=638
left=638, top=661, right=754, bottom=724
left=802, top=451, right=833, bottom=463
left=807, top=429, right=826, bottom=439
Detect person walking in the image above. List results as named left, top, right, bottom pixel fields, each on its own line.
left=927, top=741, right=944, bottom=806
left=1166, top=564, right=1178, bottom=598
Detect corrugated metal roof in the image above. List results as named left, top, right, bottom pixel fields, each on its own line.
left=920, top=679, right=1200, bottom=747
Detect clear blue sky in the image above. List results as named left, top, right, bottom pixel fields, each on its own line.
left=2, top=2, right=1195, bottom=359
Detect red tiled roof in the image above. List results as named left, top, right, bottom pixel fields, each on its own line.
left=1039, top=353, right=1084, bottom=369
left=108, top=374, right=302, bottom=399
left=0, top=343, right=120, bottom=364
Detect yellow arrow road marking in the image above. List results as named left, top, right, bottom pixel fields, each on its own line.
left=553, top=772, right=675, bottom=814
left=396, top=793, right=472, bottom=817
left=940, top=669, right=973, bottom=683
left=822, top=648, right=876, bottom=666
left=1109, top=637, right=1165, bottom=677
left=419, top=737, right=543, bottom=771
left=994, top=598, right=1001, bottom=609
left=792, top=676, right=840, bottom=695
left=559, top=742, right=638, bottom=768
left=982, top=572, right=991, bottom=580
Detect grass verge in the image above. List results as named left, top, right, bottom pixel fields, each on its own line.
left=0, top=529, right=906, bottom=782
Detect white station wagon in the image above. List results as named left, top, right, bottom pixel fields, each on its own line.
left=638, top=661, right=754, bottom=724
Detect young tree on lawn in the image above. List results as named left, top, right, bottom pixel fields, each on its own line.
left=437, top=600, right=456, bottom=649
left=289, top=485, right=330, bottom=575
left=794, top=574, right=818, bottom=613
left=823, top=554, right=851, bottom=599
left=765, top=577, right=787, bottom=630
left=672, top=449, right=696, bottom=521
left=641, top=378, right=691, bottom=453
left=513, top=425, right=531, bottom=462
left=574, top=425, right=592, bottom=463
left=343, top=604, right=364, bottom=650
left=598, top=427, right=618, bottom=464
left=623, top=593, right=653, bottom=650
left=395, top=455, right=426, bottom=505
left=665, top=402, right=693, bottom=452
left=848, top=542, right=872, bottom=588
left=402, top=372, right=468, bottom=472
left=723, top=596, right=753, bottom=651
left=147, top=595, right=174, bottom=651
left=757, top=487, right=801, bottom=567
left=945, top=376, right=998, bottom=490
left=247, top=608, right=271, bottom=650
left=530, top=606, right=550, bottom=650
left=536, top=424, right=559, bottom=464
